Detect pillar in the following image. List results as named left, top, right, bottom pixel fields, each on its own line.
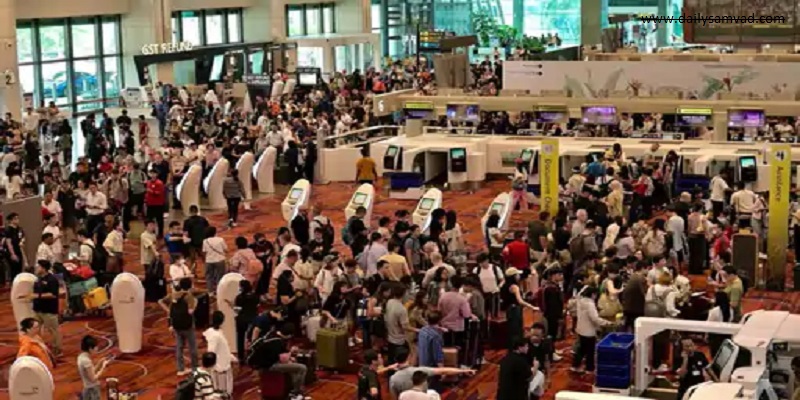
left=513, top=0, right=524, bottom=33
left=121, top=0, right=174, bottom=87
left=242, top=0, right=273, bottom=42
left=656, top=0, right=669, bottom=47
left=0, top=0, right=22, bottom=118
left=581, top=0, right=609, bottom=46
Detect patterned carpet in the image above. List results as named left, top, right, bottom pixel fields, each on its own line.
left=0, top=179, right=795, bottom=400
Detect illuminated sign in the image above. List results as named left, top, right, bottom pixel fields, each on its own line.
left=535, top=105, right=567, bottom=112
left=141, top=41, right=194, bottom=55
left=403, top=101, right=434, bottom=110
left=677, top=107, right=713, bottom=115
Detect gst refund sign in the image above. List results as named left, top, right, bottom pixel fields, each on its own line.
left=141, top=41, right=194, bottom=55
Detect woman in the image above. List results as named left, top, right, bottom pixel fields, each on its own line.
left=707, top=291, right=734, bottom=357
left=17, top=318, right=55, bottom=370
left=646, top=272, right=679, bottom=371
left=406, top=290, right=428, bottom=365
left=598, top=264, right=623, bottom=321
left=486, top=214, right=505, bottom=262
left=615, top=226, right=636, bottom=262
left=77, top=335, right=109, bottom=400
left=230, top=236, right=261, bottom=287
left=426, top=267, right=451, bottom=305
left=571, top=286, right=611, bottom=373
left=202, top=226, right=227, bottom=294
left=366, top=282, right=392, bottom=352
left=233, top=280, right=259, bottom=358
left=444, top=210, right=466, bottom=267
left=251, top=233, right=275, bottom=296
left=642, top=219, right=667, bottom=259
left=276, top=269, right=304, bottom=333
left=203, top=311, right=235, bottom=396
left=321, top=281, right=351, bottom=329
left=223, top=168, right=244, bottom=227
left=500, top=268, right=540, bottom=348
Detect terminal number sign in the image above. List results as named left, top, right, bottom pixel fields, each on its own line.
left=775, top=150, right=787, bottom=161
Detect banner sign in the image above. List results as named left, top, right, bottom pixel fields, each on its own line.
left=539, top=139, right=560, bottom=217
left=768, top=144, right=790, bottom=286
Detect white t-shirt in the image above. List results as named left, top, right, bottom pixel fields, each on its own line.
left=202, top=328, right=234, bottom=372
left=731, top=189, right=756, bottom=214
left=42, top=200, right=62, bottom=218
left=314, top=267, right=343, bottom=302
left=488, top=227, right=503, bottom=248
left=202, top=237, right=228, bottom=264
left=43, top=225, right=62, bottom=260
left=399, top=390, right=441, bottom=400
left=709, top=176, right=729, bottom=202
left=169, top=262, right=192, bottom=282
left=476, top=265, right=502, bottom=293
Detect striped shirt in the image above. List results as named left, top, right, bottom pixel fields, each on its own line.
left=194, top=370, right=217, bottom=399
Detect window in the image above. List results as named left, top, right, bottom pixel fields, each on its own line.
left=287, top=3, right=336, bottom=37
left=298, top=47, right=324, bottom=69
left=371, top=4, right=381, bottom=31
left=172, top=9, right=244, bottom=46
left=17, top=16, right=123, bottom=113
left=523, top=0, right=580, bottom=45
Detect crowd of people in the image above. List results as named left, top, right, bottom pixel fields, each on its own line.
left=1, top=59, right=761, bottom=400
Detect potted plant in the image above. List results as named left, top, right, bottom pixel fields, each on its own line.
left=471, top=11, right=498, bottom=48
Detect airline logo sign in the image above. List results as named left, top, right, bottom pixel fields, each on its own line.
left=540, top=139, right=560, bottom=217
left=768, top=144, right=791, bottom=280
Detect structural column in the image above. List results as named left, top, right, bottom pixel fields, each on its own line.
left=581, top=0, right=609, bottom=46
left=121, top=0, right=174, bottom=87
left=656, top=0, right=669, bottom=47
left=0, top=0, right=22, bottom=118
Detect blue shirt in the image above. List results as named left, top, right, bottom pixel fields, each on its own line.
left=416, top=325, right=444, bottom=367
left=165, top=233, right=184, bottom=255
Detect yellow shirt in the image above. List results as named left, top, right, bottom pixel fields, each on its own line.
left=379, top=253, right=409, bottom=281
left=356, top=157, right=377, bottom=181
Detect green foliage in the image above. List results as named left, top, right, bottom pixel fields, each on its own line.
left=471, top=11, right=498, bottom=47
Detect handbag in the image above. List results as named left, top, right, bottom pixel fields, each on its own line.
left=597, top=293, right=622, bottom=319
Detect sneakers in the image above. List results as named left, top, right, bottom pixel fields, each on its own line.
left=569, top=367, right=585, bottom=373
left=552, top=353, right=563, bottom=362
left=290, top=393, right=311, bottom=400
left=348, top=338, right=356, bottom=347
left=654, top=364, right=671, bottom=374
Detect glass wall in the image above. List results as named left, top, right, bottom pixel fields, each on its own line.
left=171, top=8, right=243, bottom=46
left=286, top=3, right=336, bottom=37
left=17, top=16, right=123, bottom=113
left=523, top=0, right=581, bottom=44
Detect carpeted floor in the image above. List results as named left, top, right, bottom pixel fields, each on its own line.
left=0, top=180, right=795, bottom=400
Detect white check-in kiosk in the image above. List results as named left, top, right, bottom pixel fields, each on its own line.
left=412, top=188, right=442, bottom=234
left=217, top=272, right=245, bottom=354
left=11, top=272, right=36, bottom=329
left=236, top=152, right=255, bottom=210
left=482, top=192, right=513, bottom=241
left=345, top=183, right=375, bottom=222
left=281, top=179, right=311, bottom=222
left=203, top=158, right=230, bottom=210
left=519, top=148, right=541, bottom=193
left=9, top=356, right=54, bottom=400
left=111, top=272, right=145, bottom=353
left=255, top=147, right=277, bottom=194
left=177, top=164, right=202, bottom=216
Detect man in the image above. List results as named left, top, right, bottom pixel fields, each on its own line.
left=158, top=277, right=199, bottom=375
left=358, top=350, right=387, bottom=400
left=421, top=252, right=454, bottom=288
left=404, top=225, right=423, bottom=273
left=193, top=352, right=223, bottom=399
left=343, top=206, right=367, bottom=246
left=260, top=324, right=310, bottom=400
left=730, top=181, right=757, bottom=228
left=665, top=205, right=686, bottom=264
left=385, top=283, right=412, bottom=368
left=417, top=311, right=445, bottom=368
left=497, top=337, right=533, bottom=400
left=27, top=260, right=62, bottom=356
left=355, top=147, right=377, bottom=184
left=379, top=241, right=410, bottom=282
left=4, top=212, right=25, bottom=282
left=540, top=268, right=564, bottom=348
left=722, top=266, right=744, bottom=320
left=84, top=182, right=108, bottom=235
left=124, top=164, right=148, bottom=231
left=389, top=348, right=473, bottom=399
left=622, top=261, right=648, bottom=332
left=709, top=169, right=730, bottom=222
left=314, top=254, right=343, bottom=304
left=527, top=212, right=550, bottom=261
left=36, top=233, right=57, bottom=265
left=526, top=323, right=551, bottom=399
left=183, top=205, right=209, bottom=271
left=291, top=208, right=311, bottom=246
left=399, top=370, right=438, bottom=400
left=144, top=168, right=167, bottom=237
left=673, top=336, right=709, bottom=400
left=438, top=276, right=475, bottom=366
left=77, top=229, right=96, bottom=266
left=365, top=260, right=391, bottom=295
left=503, top=231, right=530, bottom=293
left=140, top=219, right=159, bottom=272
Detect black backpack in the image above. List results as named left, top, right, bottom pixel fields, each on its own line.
left=175, top=372, right=196, bottom=400
left=83, top=244, right=107, bottom=272
left=169, top=294, right=193, bottom=331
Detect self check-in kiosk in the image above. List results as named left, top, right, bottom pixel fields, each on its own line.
left=481, top=192, right=513, bottom=241
left=111, top=272, right=145, bottom=353
left=384, top=145, right=403, bottom=170
left=254, top=147, right=277, bottom=194
left=739, top=155, right=758, bottom=182
left=11, top=272, right=36, bottom=328
left=203, top=158, right=230, bottom=210
left=345, top=183, right=375, bottom=223
left=449, top=148, right=467, bottom=173
left=217, top=272, right=245, bottom=354
left=236, top=152, right=255, bottom=209
left=9, top=356, right=53, bottom=400
left=412, top=188, right=443, bottom=234
left=281, top=179, right=311, bottom=222
left=177, top=164, right=202, bottom=216
left=518, top=148, right=541, bottom=194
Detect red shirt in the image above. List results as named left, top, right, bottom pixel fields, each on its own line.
left=503, top=240, right=530, bottom=270
left=144, top=178, right=166, bottom=206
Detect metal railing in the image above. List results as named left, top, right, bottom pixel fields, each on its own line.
left=322, top=125, right=403, bottom=148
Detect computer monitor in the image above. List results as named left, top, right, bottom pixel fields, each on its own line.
left=739, top=156, right=756, bottom=169
left=728, top=109, right=765, bottom=128
left=450, top=148, right=466, bottom=159
left=464, top=105, right=480, bottom=121
left=289, top=188, right=303, bottom=200
left=490, top=202, right=504, bottom=213
left=298, top=73, right=317, bottom=86
left=581, top=106, right=617, bottom=125
left=352, top=193, right=367, bottom=205
left=419, top=198, right=434, bottom=211
left=386, top=146, right=398, bottom=157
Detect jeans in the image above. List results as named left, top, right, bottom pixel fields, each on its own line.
left=205, top=262, right=226, bottom=294
left=226, top=197, right=241, bottom=222
left=146, top=204, right=165, bottom=238
left=573, top=335, right=597, bottom=371
left=123, top=192, right=144, bottom=231
left=387, top=341, right=410, bottom=379
left=174, top=328, right=199, bottom=371
left=269, top=362, right=308, bottom=393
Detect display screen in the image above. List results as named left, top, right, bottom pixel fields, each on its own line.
left=710, top=340, right=736, bottom=378
left=445, top=104, right=458, bottom=119
left=465, top=105, right=480, bottom=121
left=520, top=149, right=534, bottom=162
left=678, top=114, right=710, bottom=126
left=581, top=106, right=617, bottom=125
left=728, top=109, right=765, bottom=128
left=298, top=73, right=317, bottom=86
left=210, top=55, right=225, bottom=81
left=419, top=198, right=434, bottom=211
left=450, top=148, right=466, bottom=159
left=386, top=146, right=398, bottom=157
left=289, top=188, right=303, bottom=200
left=404, top=109, right=432, bottom=120
left=352, top=193, right=367, bottom=205
left=536, top=112, right=566, bottom=123
left=739, top=156, right=756, bottom=169
left=491, top=202, right=504, bottom=213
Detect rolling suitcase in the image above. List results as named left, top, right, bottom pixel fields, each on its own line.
left=462, top=319, right=482, bottom=367
left=194, top=291, right=210, bottom=329
left=296, top=351, right=318, bottom=386
left=83, top=287, right=109, bottom=310
left=316, top=327, right=348, bottom=370
left=305, top=315, right=322, bottom=343
left=488, top=318, right=509, bottom=349
left=143, top=274, right=166, bottom=303
left=259, top=370, right=290, bottom=400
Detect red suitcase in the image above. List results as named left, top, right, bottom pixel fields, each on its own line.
left=259, top=370, right=290, bottom=400
left=488, top=318, right=509, bottom=349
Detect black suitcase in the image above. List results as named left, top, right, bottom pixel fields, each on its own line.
left=194, top=291, right=210, bottom=329
left=296, top=351, right=318, bottom=386
left=688, top=234, right=707, bottom=274
left=462, top=318, right=482, bottom=368
left=143, top=274, right=167, bottom=303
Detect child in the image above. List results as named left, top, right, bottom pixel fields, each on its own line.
left=203, top=311, right=236, bottom=396
left=165, top=221, right=187, bottom=264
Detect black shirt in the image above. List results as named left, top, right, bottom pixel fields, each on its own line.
left=182, top=215, right=209, bottom=248
left=235, top=292, right=260, bottom=323
left=33, top=273, right=60, bottom=314
left=497, top=351, right=533, bottom=400
left=527, top=338, right=553, bottom=370
left=322, top=295, right=349, bottom=320
left=674, top=351, right=709, bottom=396
left=5, top=225, right=23, bottom=259
left=358, top=366, right=381, bottom=400
left=276, top=277, right=295, bottom=307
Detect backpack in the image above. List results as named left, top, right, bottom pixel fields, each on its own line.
left=128, top=170, right=146, bottom=194
left=169, top=294, right=194, bottom=331
left=246, top=335, right=282, bottom=369
left=175, top=370, right=208, bottom=400
left=341, top=216, right=357, bottom=245
left=83, top=244, right=107, bottom=272
left=644, top=288, right=670, bottom=318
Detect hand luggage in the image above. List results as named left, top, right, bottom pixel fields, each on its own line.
left=443, top=347, right=458, bottom=367
left=259, top=370, right=290, bottom=400
left=296, top=351, right=318, bottom=386
left=462, top=318, right=482, bottom=367
left=83, top=287, right=109, bottom=310
left=143, top=274, right=166, bottom=303
left=194, top=291, right=210, bottom=329
left=316, top=327, right=348, bottom=370
left=488, top=318, right=509, bottom=349
left=306, top=315, right=322, bottom=343
left=68, top=277, right=98, bottom=297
